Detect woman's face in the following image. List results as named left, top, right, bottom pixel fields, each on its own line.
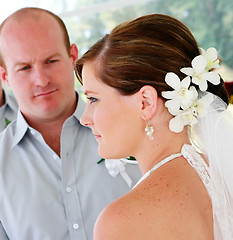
left=80, top=61, right=143, bottom=159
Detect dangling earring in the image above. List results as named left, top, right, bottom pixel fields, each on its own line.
left=145, top=121, right=154, bottom=141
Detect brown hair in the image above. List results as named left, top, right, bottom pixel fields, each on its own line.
left=76, top=14, right=228, bottom=104
left=0, top=7, right=71, bottom=68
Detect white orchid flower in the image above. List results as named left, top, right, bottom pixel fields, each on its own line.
left=191, top=93, right=214, bottom=118
left=181, top=55, right=220, bottom=91
left=200, top=47, right=220, bottom=71
left=168, top=93, right=214, bottom=133
left=162, top=47, right=220, bottom=133
left=161, top=72, right=198, bottom=115
left=169, top=108, right=197, bottom=133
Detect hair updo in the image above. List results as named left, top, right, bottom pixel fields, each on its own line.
left=76, top=14, right=228, bottom=105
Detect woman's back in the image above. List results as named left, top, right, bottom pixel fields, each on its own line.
left=94, top=145, right=213, bottom=240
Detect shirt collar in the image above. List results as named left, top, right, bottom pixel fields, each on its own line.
left=4, top=90, right=18, bottom=111
left=11, top=92, right=87, bottom=148
left=0, top=90, right=18, bottom=118
left=11, top=110, right=29, bottom=148
left=72, top=93, right=86, bottom=121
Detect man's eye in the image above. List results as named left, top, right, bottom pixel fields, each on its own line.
left=20, top=66, right=30, bottom=71
left=47, top=59, right=58, bottom=64
left=87, top=97, right=98, bottom=104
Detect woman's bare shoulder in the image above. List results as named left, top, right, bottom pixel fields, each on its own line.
left=93, top=189, right=144, bottom=240
left=94, top=157, right=213, bottom=240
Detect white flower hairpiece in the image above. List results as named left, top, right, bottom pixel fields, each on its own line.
left=161, top=47, right=221, bottom=133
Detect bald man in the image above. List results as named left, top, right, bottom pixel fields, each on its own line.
left=0, top=7, right=141, bottom=240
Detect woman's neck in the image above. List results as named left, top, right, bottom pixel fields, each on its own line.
left=135, top=127, right=191, bottom=175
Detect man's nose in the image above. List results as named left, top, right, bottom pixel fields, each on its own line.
left=34, top=66, right=50, bottom=87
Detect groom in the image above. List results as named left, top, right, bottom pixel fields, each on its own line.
left=0, top=7, right=141, bottom=240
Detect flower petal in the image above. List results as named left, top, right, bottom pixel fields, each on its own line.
left=196, top=93, right=214, bottom=117
left=180, top=67, right=194, bottom=76
left=180, top=88, right=198, bottom=109
left=192, top=55, right=207, bottom=73
left=165, top=98, right=181, bottom=115
left=165, top=72, right=180, bottom=90
left=169, top=116, right=185, bottom=133
left=180, top=110, right=196, bottom=126
left=204, top=72, right=220, bottom=85
left=206, top=47, right=218, bottom=61
left=180, top=76, right=191, bottom=88
left=189, top=86, right=198, bottom=100
left=161, top=90, right=177, bottom=100
left=191, top=76, right=202, bottom=87
left=199, top=79, right=208, bottom=91
left=190, top=117, right=198, bottom=126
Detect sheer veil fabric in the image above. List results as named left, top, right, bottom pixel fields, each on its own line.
left=189, top=94, right=233, bottom=240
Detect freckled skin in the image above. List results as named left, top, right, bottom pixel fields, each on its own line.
left=81, top=47, right=213, bottom=240
left=94, top=156, right=213, bottom=240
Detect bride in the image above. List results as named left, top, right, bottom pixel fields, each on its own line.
left=75, top=14, right=233, bottom=239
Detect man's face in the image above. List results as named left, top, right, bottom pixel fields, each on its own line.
left=0, top=14, right=78, bottom=124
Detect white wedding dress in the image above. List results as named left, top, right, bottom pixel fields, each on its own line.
left=134, top=143, right=233, bottom=240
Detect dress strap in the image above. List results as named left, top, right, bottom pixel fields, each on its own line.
left=133, top=152, right=182, bottom=188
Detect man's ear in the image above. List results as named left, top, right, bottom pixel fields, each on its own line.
left=0, top=65, right=9, bottom=86
left=139, top=85, right=158, bottom=121
left=70, top=44, right=79, bottom=66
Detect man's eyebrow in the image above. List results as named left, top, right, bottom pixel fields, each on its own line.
left=45, top=53, right=62, bottom=60
left=14, top=61, right=29, bottom=67
left=14, top=53, right=63, bottom=67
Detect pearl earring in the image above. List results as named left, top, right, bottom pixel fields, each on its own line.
left=145, top=121, right=154, bottom=141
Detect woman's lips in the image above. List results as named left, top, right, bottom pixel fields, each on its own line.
left=94, top=134, right=101, bottom=139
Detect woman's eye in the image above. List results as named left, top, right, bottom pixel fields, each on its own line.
left=87, top=97, right=98, bottom=104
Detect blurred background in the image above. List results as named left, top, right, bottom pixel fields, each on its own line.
left=1, top=0, right=233, bottom=83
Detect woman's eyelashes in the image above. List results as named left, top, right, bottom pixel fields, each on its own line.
left=87, top=96, right=98, bottom=104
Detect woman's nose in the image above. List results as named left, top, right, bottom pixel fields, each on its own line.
left=80, top=106, right=93, bottom=127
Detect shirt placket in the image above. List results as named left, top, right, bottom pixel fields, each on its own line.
left=60, top=121, right=87, bottom=240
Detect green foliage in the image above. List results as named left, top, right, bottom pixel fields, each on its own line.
left=63, top=0, right=233, bottom=71
left=30, top=0, right=232, bottom=79
left=5, top=118, right=11, bottom=127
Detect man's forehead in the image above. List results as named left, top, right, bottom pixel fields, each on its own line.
left=3, top=9, right=47, bottom=25
left=1, top=11, right=57, bottom=36
left=1, top=17, right=61, bottom=46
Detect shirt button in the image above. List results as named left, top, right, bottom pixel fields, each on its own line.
left=73, top=223, right=79, bottom=230
left=53, top=154, right=58, bottom=160
left=66, top=187, right=72, bottom=193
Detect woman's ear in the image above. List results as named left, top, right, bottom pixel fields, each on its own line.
left=139, top=85, right=158, bottom=121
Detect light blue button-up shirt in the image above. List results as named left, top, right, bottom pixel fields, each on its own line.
left=0, top=94, right=141, bottom=240
left=0, top=90, right=18, bottom=132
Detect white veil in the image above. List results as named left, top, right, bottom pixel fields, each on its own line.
left=189, top=94, right=233, bottom=240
